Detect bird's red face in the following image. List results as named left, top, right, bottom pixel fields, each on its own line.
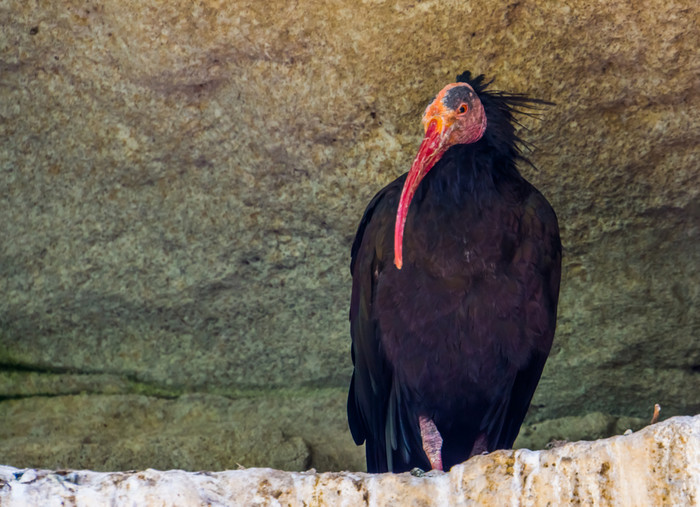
left=394, top=83, right=487, bottom=269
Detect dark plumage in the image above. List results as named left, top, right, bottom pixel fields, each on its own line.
left=347, top=72, right=562, bottom=473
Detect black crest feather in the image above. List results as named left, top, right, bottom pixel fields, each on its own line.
left=456, top=71, right=552, bottom=170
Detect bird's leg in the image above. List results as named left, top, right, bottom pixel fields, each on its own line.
left=469, top=432, right=489, bottom=457
left=419, top=415, right=443, bottom=471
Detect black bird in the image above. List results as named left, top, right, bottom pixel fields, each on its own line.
left=347, top=72, right=561, bottom=473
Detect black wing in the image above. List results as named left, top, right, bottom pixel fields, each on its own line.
left=494, top=187, right=562, bottom=448
left=347, top=174, right=427, bottom=473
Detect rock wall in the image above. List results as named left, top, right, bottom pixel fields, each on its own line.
left=1, top=0, right=698, bottom=471
left=1, top=416, right=699, bottom=506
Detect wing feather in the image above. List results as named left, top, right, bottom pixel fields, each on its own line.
left=347, top=177, right=404, bottom=472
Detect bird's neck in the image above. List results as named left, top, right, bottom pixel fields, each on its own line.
left=415, top=144, right=521, bottom=208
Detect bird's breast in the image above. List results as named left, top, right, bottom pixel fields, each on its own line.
left=374, top=192, right=532, bottom=403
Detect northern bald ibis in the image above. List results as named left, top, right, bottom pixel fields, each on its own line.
left=347, top=72, right=561, bottom=473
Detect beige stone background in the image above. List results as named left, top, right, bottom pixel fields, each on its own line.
left=0, top=0, right=698, bottom=472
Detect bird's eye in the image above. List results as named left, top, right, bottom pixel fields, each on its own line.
left=457, top=104, right=468, bottom=114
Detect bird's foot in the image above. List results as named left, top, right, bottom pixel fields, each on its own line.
left=410, top=467, right=426, bottom=477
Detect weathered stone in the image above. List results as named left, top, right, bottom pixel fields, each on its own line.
left=1, top=0, right=698, bottom=471
left=513, top=411, right=648, bottom=451
left=1, top=415, right=699, bottom=506
left=0, top=392, right=364, bottom=473
left=0, top=392, right=650, bottom=473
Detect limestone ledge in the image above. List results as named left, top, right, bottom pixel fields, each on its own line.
left=1, top=415, right=698, bottom=506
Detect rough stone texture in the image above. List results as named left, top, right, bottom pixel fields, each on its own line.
left=0, top=392, right=365, bottom=473
left=0, top=390, right=646, bottom=473
left=513, top=411, right=647, bottom=452
left=1, top=0, right=699, bottom=471
left=1, top=415, right=699, bottom=506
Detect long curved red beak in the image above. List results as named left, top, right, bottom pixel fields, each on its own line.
left=394, top=119, right=447, bottom=269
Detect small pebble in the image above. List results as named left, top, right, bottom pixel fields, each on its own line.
left=18, top=470, right=37, bottom=483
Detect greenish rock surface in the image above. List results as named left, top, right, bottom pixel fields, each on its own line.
left=0, top=391, right=362, bottom=472
left=1, top=0, right=698, bottom=471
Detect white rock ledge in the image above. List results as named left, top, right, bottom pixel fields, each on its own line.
left=1, top=415, right=698, bottom=506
